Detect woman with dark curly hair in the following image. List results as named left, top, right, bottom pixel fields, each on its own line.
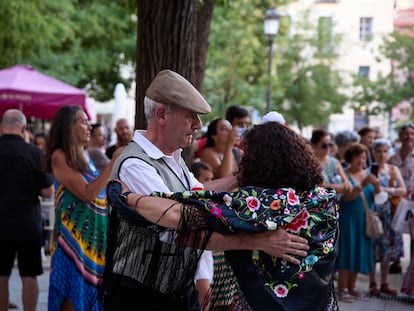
left=224, top=114, right=337, bottom=310
left=105, top=112, right=339, bottom=311
left=238, top=120, right=323, bottom=190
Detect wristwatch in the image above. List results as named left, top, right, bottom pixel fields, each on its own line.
left=120, top=191, right=133, bottom=205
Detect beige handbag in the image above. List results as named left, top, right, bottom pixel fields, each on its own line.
left=360, top=191, right=384, bottom=239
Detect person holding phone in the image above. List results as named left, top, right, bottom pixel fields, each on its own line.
left=368, top=139, right=406, bottom=296
left=370, top=163, right=379, bottom=177
left=201, top=118, right=241, bottom=179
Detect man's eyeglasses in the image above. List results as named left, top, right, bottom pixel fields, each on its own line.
left=320, top=142, right=334, bottom=149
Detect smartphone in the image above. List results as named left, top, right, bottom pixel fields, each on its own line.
left=236, top=127, right=247, bottom=138
left=371, top=163, right=379, bottom=176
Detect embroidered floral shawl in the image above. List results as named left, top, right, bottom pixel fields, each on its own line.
left=152, top=186, right=339, bottom=311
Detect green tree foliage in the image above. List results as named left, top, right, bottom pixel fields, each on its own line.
left=204, top=0, right=275, bottom=119
left=275, top=12, right=349, bottom=129
left=205, top=3, right=348, bottom=129
left=353, top=29, right=414, bottom=115
left=383, top=29, right=414, bottom=96
left=0, top=0, right=136, bottom=101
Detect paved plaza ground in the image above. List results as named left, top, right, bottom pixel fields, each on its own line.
left=7, top=234, right=414, bottom=310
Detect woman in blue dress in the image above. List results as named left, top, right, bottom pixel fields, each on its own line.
left=336, top=143, right=381, bottom=302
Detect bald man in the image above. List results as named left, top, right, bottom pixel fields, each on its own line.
left=105, top=118, right=133, bottom=159
left=0, top=109, right=54, bottom=311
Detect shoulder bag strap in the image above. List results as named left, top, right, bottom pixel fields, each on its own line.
left=359, top=190, right=371, bottom=213
left=347, top=171, right=370, bottom=212
left=389, top=165, right=395, bottom=187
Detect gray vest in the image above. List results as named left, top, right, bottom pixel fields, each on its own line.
left=111, top=141, right=192, bottom=192
left=109, top=141, right=200, bottom=294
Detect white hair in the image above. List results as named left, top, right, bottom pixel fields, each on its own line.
left=144, top=96, right=174, bottom=122
left=1, top=109, right=27, bottom=129
left=372, top=138, right=392, bottom=150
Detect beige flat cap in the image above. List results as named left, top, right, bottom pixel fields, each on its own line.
left=146, top=70, right=211, bottom=114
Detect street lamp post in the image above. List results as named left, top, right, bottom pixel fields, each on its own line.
left=264, top=7, right=281, bottom=113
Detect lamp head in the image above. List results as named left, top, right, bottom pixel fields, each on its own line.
left=264, top=7, right=281, bottom=36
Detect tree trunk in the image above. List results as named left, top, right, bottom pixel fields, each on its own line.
left=135, top=0, right=214, bottom=166
left=194, top=0, right=215, bottom=92
left=135, top=0, right=198, bottom=130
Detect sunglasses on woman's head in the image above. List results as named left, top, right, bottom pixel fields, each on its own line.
left=320, top=142, right=334, bottom=149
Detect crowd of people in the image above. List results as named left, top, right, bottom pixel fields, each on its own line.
left=0, top=69, right=413, bottom=311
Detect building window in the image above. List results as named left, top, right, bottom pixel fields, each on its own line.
left=360, top=17, right=373, bottom=41
left=358, top=66, right=370, bottom=78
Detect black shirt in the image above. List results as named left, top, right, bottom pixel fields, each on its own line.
left=105, top=144, right=117, bottom=159
left=0, top=134, right=53, bottom=240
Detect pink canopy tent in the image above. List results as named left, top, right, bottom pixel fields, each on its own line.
left=0, top=64, right=94, bottom=119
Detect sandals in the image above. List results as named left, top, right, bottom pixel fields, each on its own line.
left=349, top=288, right=369, bottom=301
left=369, top=282, right=380, bottom=296
left=380, top=283, right=397, bottom=296
left=8, top=301, right=18, bottom=309
left=337, top=289, right=354, bottom=303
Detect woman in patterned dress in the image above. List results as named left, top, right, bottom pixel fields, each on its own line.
left=369, top=139, right=406, bottom=295
left=45, top=106, right=123, bottom=311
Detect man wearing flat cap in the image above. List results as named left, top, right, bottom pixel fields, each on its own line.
left=104, top=70, right=309, bottom=310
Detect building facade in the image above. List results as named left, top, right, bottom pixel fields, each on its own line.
left=282, top=0, right=396, bottom=138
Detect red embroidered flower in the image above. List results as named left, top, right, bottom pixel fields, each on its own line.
left=284, top=208, right=310, bottom=233
left=274, top=284, right=288, bottom=298
left=298, top=272, right=305, bottom=279
left=287, top=189, right=300, bottom=205
left=246, top=196, right=260, bottom=212
left=210, top=207, right=222, bottom=218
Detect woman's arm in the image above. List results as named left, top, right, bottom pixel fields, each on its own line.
left=201, top=146, right=237, bottom=179
left=203, top=174, right=239, bottom=192
left=201, top=129, right=239, bottom=179
left=341, top=174, right=380, bottom=202
left=336, top=161, right=352, bottom=194
left=206, top=229, right=309, bottom=265
left=52, top=148, right=124, bottom=202
left=384, top=165, right=407, bottom=197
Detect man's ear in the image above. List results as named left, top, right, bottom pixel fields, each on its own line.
left=154, top=104, right=168, bottom=123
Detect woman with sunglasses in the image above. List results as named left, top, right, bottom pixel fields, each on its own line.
left=311, top=128, right=352, bottom=198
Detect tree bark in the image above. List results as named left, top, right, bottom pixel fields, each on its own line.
left=135, top=0, right=214, bottom=166
left=135, top=0, right=198, bottom=130
left=194, top=0, right=215, bottom=93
